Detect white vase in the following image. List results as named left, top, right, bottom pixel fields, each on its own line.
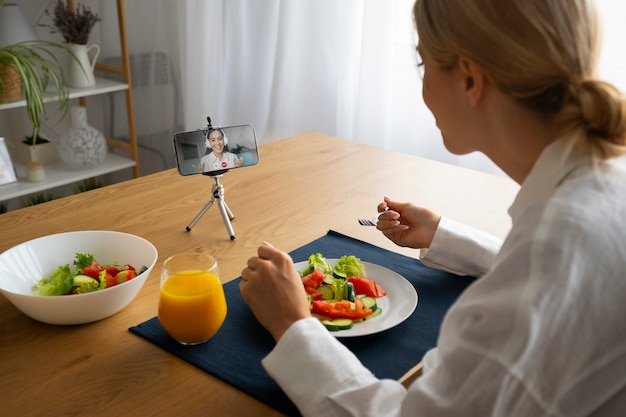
left=58, top=106, right=107, bottom=170
left=67, top=43, right=100, bottom=88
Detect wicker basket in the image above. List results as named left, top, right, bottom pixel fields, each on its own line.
left=0, top=63, right=23, bottom=104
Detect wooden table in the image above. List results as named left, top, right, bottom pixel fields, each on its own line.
left=0, top=132, right=519, bottom=416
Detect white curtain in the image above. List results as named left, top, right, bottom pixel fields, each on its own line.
left=176, top=0, right=475, bottom=169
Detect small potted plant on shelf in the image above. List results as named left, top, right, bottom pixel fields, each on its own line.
left=45, top=0, right=101, bottom=88
left=0, top=40, right=73, bottom=162
left=46, top=0, right=101, bottom=45
left=0, top=1, right=75, bottom=162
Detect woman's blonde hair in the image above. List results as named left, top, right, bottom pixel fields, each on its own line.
left=414, top=0, right=626, bottom=162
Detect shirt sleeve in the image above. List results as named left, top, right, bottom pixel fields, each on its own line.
left=419, top=217, right=502, bottom=277
left=262, top=317, right=408, bottom=417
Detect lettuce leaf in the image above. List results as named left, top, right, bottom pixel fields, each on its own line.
left=32, top=264, right=74, bottom=296
left=333, top=255, right=366, bottom=278
left=300, top=252, right=332, bottom=276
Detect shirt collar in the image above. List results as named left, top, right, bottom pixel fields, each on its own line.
left=508, top=139, right=579, bottom=221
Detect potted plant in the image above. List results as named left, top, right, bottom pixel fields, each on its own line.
left=0, top=40, right=73, bottom=160
left=45, top=0, right=101, bottom=88
left=0, top=1, right=75, bottom=158
left=46, top=0, right=101, bottom=45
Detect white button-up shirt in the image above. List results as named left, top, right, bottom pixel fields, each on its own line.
left=262, top=139, right=626, bottom=416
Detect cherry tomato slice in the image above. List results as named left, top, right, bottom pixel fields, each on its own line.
left=347, top=276, right=386, bottom=298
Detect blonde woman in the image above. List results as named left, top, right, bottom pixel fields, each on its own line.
left=240, top=0, right=626, bottom=415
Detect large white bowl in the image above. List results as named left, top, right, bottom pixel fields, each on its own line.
left=0, top=230, right=158, bottom=325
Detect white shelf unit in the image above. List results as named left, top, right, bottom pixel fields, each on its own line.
left=0, top=0, right=138, bottom=205
left=0, top=78, right=129, bottom=111
left=1, top=153, right=135, bottom=201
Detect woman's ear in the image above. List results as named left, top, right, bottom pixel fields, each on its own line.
left=458, top=57, right=486, bottom=106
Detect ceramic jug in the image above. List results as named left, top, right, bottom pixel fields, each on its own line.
left=67, top=44, right=100, bottom=88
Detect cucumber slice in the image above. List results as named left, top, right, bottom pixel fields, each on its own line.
left=365, top=308, right=382, bottom=320
left=321, top=318, right=353, bottom=331
left=332, top=270, right=347, bottom=280
left=71, top=274, right=100, bottom=294
left=323, top=273, right=335, bottom=285
left=346, top=282, right=356, bottom=302
left=316, top=285, right=334, bottom=300
left=72, top=274, right=97, bottom=286
left=360, top=296, right=377, bottom=312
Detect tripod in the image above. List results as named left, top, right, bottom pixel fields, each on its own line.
left=185, top=173, right=236, bottom=240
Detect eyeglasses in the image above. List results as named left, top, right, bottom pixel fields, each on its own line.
left=415, top=48, right=425, bottom=79
left=417, top=61, right=425, bottom=79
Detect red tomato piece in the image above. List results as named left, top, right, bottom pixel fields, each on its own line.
left=99, top=271, right=117, bottom=288
left=305, top=286, right=324, bottom=300
left=311, top=299, right=372, bottom=320
left=302, top=268, right=326, bottom=289
left=80, top=260, right=102, bottom=279
left=104, top=265, right=119, bottom=276
left=311, top=300, right=347, bottom=316
left=347, top=276, right=387, bottom=298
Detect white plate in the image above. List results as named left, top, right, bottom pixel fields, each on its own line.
left=295, top=259, right=418, bottom=337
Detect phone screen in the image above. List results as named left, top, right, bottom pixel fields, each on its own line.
left=173, top=124, right=259, bottom=176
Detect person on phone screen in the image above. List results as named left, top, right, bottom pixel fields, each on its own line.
left=239, top=0, right=626, bottom=415
left=196, top=128, right=243, bottom=172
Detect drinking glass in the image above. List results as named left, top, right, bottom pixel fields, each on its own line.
left=158, top=253, right=227, bottom=345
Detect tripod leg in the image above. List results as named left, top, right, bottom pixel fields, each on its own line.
left=186, top=200, right=215, bottom=231
left=217, top=199, right=236, bottom=240
left=223, top=201, right=235, bottom=220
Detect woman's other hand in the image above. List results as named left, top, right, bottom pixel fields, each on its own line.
left=376, top=197, right=441, bottom=249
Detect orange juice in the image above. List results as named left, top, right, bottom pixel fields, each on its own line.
left=158, top=271, right=227, bottom=344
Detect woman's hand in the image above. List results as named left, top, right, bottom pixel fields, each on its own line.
left=240, top=243, right=312, bottom=341
left=193, top=162, right=206, bottom=173
left=376, top=197, right=441, bottom=249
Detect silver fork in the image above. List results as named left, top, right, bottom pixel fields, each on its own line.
left=358, top=211, right=386, bottom=226
left=358, top=217, right=376, bottom=226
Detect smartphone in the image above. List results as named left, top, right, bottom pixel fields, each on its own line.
left=173, top=124, right=259, bottom=176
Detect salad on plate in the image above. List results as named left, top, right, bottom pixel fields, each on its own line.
left=299, top=253, right=387, bottom=331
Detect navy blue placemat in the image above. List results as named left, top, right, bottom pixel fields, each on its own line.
left=130, top=230, right=475, bottom=416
